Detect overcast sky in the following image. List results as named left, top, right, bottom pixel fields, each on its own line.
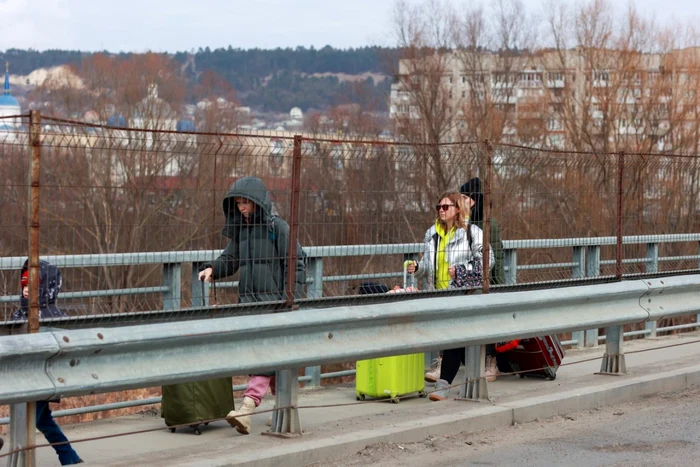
left=0, top=0, right=698, bottom=53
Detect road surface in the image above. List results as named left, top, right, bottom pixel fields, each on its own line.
left=321, top=387, right=700, bottom=466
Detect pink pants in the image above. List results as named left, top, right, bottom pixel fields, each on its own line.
left=244, top=375, right=276, bottom=407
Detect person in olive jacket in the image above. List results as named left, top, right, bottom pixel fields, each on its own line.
left=198, top=176, right=305, bottom=435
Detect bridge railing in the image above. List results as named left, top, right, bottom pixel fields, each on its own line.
left=1, top=274, right=699, bottom=435
left=2, top=233, right=699, bottom=334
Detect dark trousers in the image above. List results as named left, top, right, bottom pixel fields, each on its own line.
left=439, top=344, right=498, bottom=384
left=439, top=344, right=496, bottom=384
left=36, top=401, right=81, bottom=466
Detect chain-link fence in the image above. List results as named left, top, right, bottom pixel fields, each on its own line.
left=1, top=113, right=699, bottom=324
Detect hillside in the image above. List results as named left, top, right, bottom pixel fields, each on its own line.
left=0, top=46, right=398, bottom=113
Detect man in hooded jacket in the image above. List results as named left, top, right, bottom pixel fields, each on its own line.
left=198, top=176, right=306, bottom=435
left=11, top=260, right=84, bottom=465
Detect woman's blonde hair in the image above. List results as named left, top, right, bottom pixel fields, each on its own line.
left=435, top=192, right=469, bottom=231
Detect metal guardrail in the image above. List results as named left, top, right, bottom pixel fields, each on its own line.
left=1, top=274, right=699, bottom=406
left=1, top=234, right=698, bottom=426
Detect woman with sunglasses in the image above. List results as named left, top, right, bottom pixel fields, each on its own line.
left=407, top=192, right=493, bottom=401
left=406, top=192, right=491, bottom=290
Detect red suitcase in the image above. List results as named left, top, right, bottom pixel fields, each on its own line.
left=505, top=336, right=564, bottom=380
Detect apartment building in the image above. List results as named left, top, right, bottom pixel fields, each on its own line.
left=389, top=47, right=700, bottom=152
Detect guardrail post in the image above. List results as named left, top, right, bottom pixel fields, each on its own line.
left=191, top=262, right=210, bottom=307
left=598, top=326, right=627, bottom=375
left=265, top=368, right=302, bottom=437
left=645, top=243, right=659, bottom=338
left=162, top=263, right=182, bottom=311
left=503, top=249, right=517, bottom=285
left=8, top=402, right=35, bottom=467
left=457, top=345, right=489, bottom=402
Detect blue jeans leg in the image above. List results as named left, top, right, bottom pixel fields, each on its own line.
left=36, top=402, right=81, bottom=465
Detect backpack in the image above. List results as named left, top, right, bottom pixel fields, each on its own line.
left=267, top=215, right=308, bottom=269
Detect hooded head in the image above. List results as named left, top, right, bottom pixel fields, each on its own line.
left=19, top=259, right=62, bottom=310
left=459, top=177, right=483, bottom=225
left=221, top=176, right=273, bottom=239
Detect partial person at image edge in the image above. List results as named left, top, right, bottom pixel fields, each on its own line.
left=11, top=259, right=84, bottom=465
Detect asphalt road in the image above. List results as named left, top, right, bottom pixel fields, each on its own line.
left=327, top=387, right=700, bottom=467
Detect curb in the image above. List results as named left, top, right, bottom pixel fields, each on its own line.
left=188, top=364, right=700, bottom=467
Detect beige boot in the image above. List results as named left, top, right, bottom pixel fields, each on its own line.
left=485, top=356, right=499, bottom=382
left=424, top=356, right=442, bottom=383
left=226, top=396, right=257, bottom=434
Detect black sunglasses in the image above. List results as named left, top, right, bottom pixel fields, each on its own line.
left=435, top=204, right=456, bottom=212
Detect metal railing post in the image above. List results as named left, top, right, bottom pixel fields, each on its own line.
left=265, top=368, right=302, bottom=437
left=8, top=403, right=35, bottom=467
left=503, top=249, right=517, bottom=286
left=572, top=246, right=585, bottom=279
left=570, top=246, right=587, bottom=348
left=645, top=243, right=659, bottom=337
left=304, top=256, right=323, bottom=387
left=306, top=257, right=323, bottom=299
left=162, top=263, right=182, bottom=311
left=599, top=325, right=627, bottom=375
left=581, top=245, right=600, bottom=348
left=457, top=345, right=489, bottom=401
left=191, top=262, right=210, bottom=307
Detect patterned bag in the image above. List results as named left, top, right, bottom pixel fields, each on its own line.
left=450, top=260, right=483, bottom=289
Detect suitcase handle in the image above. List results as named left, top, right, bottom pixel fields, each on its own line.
left=403, top=260, right=416, bottom=289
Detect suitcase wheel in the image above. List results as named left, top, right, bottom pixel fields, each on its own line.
left=189, top=424, right=202, bottom=435
left=418, top=391, right=427, bottom=398
left=519, top=374, right=525, bottom=379
left=390, top=397, right=400, bottom=404
left=168, top=427, right=176, bottom=433
left=356, top=394, right=366, bottom=401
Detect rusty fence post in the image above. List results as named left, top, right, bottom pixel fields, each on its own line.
left=270, top=135, right=304, bottom=437
left=481, top=139, right=492, bottom=294
left=616, top=151, right=625, bottom=280
left=9, top=110, right=41, bottom=467
left=285, top=135, right=302, bottom=308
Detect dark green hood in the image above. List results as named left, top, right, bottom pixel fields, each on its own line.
left=222, top=176, right=273, bottom=239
